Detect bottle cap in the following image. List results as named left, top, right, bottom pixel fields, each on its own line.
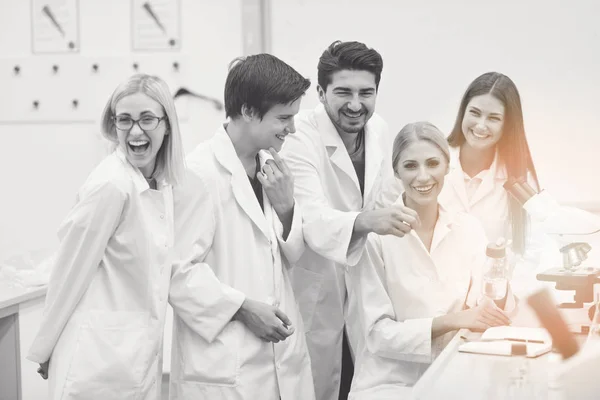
left=486, top=240, right=506, bottom=258
left=511, top=343, right=527, bottom=356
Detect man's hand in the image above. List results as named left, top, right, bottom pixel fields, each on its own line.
left=257, top=148, right=295, bottom=217
left=457, top=297, right=512, bottom=331
left=233, top=298, right=295, bottom=343
left=37, top=360, right=49, bottom=380
left=354, top=205, right=421, bottom=238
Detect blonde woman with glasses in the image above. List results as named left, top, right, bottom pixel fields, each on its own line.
left=28, top=74, right=188, bottom=400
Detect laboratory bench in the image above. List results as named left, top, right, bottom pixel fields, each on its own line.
left=0, top=280, right=47, bottom=400
left=412, top=305, right=591, bottom=400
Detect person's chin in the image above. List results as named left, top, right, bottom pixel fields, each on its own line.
left=271, top=140, right=284, bottom=152
left=467, top=132, right=497, bottom=149
left=408, top=191, right=438, bottom=206
left=342, top=122, right=365, bottom=134
left=127, top=155, right=147, bottom=167
left=128, top=151, right=156, bottom=171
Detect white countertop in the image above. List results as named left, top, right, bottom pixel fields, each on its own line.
left=0, top=280, right=46, bottom=312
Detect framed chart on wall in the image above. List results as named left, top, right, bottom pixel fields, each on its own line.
left=131, top=0, right=182, bottom=51
left=30, top=0, right=80, bottom=54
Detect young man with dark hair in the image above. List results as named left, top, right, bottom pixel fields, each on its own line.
left=281, top=41, right=420, bottom=400
left=169, top=53, right=315, bottom=400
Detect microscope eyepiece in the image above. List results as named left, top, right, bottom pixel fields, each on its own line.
left=504, top=177, right=537, bottom=206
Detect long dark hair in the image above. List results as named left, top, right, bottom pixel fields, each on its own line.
left=447, top=72, right=539, bottom=254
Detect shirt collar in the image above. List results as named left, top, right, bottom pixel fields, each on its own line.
left=450, top=145, right=506, bottom=181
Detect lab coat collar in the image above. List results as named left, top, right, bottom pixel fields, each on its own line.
left=315, top=104, right=383, bottom=201
left=363, top=114, right=384, bottom=200
left=114, top=147, right=168, bottom=193
left=210, top=125, right=270, bottom=240
left=394, top=193, right=455, bottom=255
left=444, top=146, right=506, bottom=209
left=448, top=145, right=505, bottom=177
left=444, top=147, right=469, bottom=210
left=430, top=203, right=456, bottom=253
left=316, top=104, right=360, bottom=196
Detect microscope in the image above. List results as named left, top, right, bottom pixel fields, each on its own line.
left=504, top=178, right=600, bottom=313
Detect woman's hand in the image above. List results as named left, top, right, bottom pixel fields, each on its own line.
left=457, top=297, right=512, bottom=331
left=37, top=360, right=49, bottom=380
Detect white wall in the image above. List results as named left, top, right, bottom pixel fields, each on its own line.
left=0, top=0, right=249, bottom=388
left=270, top=0, right=600, bottom=209
left=0, top=0, right=243, bottom=261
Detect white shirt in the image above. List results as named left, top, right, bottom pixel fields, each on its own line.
left=28, top=149, right=174, bottom=400
left=440, top=147, right=510, bottom=243
left=463, top=168, right=487, bottom=201
left=346, top=203, right=488, bottom=400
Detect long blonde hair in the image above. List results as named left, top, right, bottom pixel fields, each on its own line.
left=100, top=74, right=185, bottom=186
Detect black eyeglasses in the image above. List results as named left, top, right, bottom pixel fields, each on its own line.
left=114, top=115, right=166, bottom=131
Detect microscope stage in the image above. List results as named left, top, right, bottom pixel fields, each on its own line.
left=537, top=267, right=600, bottom=308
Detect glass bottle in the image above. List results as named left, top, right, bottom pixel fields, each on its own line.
left=482, top=240, right=509, bottom=301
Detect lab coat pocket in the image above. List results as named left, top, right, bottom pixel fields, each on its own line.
left=291, top=266, right=324, bottom=332
left=181, top=320, right=243, bottom=385
left=64, top=311, right=151, bottom=397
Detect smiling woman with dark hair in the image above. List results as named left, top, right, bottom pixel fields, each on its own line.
left=444, top=72, right=540, bottom=255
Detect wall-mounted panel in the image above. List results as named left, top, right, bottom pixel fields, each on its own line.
left=0, top=55, right=191, bottom=124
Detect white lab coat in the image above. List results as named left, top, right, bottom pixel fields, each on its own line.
left=27, top=149, right=175, bottom=400
left=346, top=202, right=488, bottom=400
left=168, top=126, right=315, bottom=400
left=439, top=147, right=559, bottom=296
left=280, top=104, right=393, bottom=400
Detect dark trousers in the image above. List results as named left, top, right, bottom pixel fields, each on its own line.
left=338, top=330, right=354, bottom=400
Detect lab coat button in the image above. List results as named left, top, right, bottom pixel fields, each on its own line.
left=160, top=214, right=164, bottom=220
